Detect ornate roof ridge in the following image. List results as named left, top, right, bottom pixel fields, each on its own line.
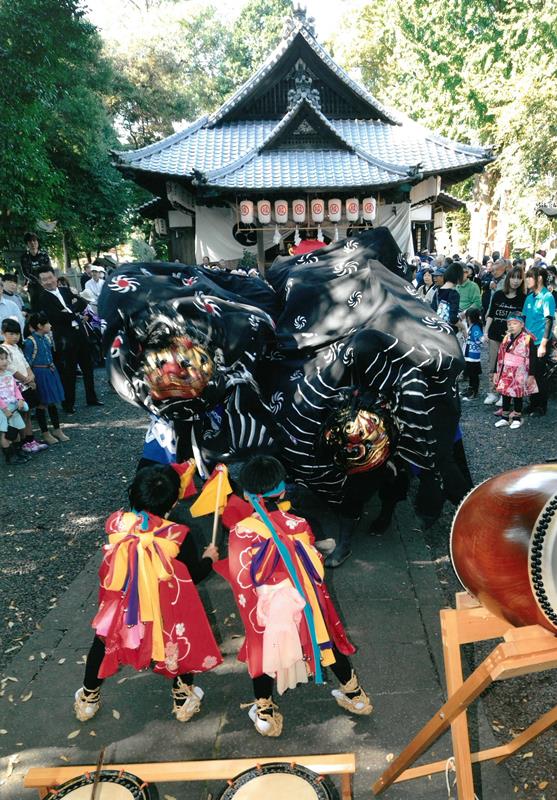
left=204, top=145, right=261, bottom=182
left=352, top=143, right=418, bottom=177
left=297, top=26, right=399, bottom=125
left=207, top=22, right=399, bottom=127
left=259, top=96, right=355, bottom=152
left=113, top=116, right=209, bottom=163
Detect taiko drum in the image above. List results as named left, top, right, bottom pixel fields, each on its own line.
left=450, top=463, right=557, bottom=633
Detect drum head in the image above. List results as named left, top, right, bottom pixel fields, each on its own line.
left=529, top=495, right=557, bottom=628
left=217, top=762, right=339, bottom=800
left=44, top=770, right=157, bottom=800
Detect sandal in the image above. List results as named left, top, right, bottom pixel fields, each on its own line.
left=171, top=677, right=204, bottom=722
left=242, top=696, right=283, bottom=737
left=331, top=671, right=373, bottom=715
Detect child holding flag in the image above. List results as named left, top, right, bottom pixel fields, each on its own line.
left=210, top=455, right=372, bottom=737
left=74, top=461, right=222, bottom=724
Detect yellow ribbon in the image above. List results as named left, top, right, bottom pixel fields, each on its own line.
left=103, top=513, right=180, bottom=663
left=237, top=517, right=335, bottom=667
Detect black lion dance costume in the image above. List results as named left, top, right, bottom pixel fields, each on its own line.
left=99, top=229, right=472, bottom=566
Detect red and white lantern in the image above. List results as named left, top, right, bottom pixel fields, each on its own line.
left=346, top=198, right=360, bottom=222
left=257, top=199, right=272, bottom=224
left=274, top=199, right=288, bottom=224
left=239, top=200, right=254, bottom=224
left=362, top=197, right=377, bottom=221
left=292, top=199, right=306, bottom=223
left=328, top=198, right=342, bottom=222
left=311, top=198, right=325, bottom=223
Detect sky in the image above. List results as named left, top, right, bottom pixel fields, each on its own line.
left=85, top=0, right=357, bottom=45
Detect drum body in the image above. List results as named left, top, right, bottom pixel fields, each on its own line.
left=217, top=762, right=339, bottom=800
left=43, top=770, right=157, bottom=800
left=450, top=463, right=557, bottom=633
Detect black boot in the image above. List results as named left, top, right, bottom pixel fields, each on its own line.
left=325, top=518, right=357, bottom=568
left=6, top=444, right=30, bottom=464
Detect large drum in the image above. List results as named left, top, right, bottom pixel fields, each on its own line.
left=43, top=770, right=157, bottom=800
left=450, top=463, right=557, bottom=633
left=216, top=762, right=339, bottom=800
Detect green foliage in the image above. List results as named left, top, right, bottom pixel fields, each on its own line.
left=107, top=0, right=294, bottom=149
left=229, top=0, right=294, bottom=83
left=238, top=249, right=258, bottom=270
left=0, top=0, right=137, bottom=255
left=335, top=0, right=557, bottom=250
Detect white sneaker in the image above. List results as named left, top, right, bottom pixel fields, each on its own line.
left=495, top=418, right=510, bottom=428
left=495, top=396, right=503, bottom=407
left=510, top=419, right=523, bottom=430
left=484, top=393, right=498, bottom=405
left=314, top=538, right=337, bottom=554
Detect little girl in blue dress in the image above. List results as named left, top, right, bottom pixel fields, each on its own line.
left=24, top=312, right=69, bottom=444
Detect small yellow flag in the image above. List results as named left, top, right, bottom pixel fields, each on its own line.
left=189, top=464, right=232, bottom=517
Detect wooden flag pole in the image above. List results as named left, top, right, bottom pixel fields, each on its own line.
left=211, top=468, right=225, bottom=546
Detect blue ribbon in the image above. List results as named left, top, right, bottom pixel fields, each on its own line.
left=247, top=492, right=324, bottom=684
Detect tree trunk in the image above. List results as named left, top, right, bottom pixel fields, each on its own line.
left=61, top=232, right=71, bottom=272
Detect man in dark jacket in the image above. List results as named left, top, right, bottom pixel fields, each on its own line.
left=21, top=232, right=53, bottom=310
left=36, top=266, right=103, bottom=413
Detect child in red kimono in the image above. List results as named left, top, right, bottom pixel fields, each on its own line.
left=493, top=313, right=538, bottom=430
left=214, top=455, right=372, bottom=737
left=74, top=464, right=222, bottom=723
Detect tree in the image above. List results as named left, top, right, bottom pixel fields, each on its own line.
left=334, top=0, right=557, bottom=254
left=107, top=0, right=295, bottom=149
left=0, top=0, right=137, bottom=257
left=228, top=0, right=295, bottom=84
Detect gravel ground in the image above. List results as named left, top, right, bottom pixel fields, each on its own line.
left=0, top=371, right=146, bottom=671
left=1, top=364, right=556, bottom=797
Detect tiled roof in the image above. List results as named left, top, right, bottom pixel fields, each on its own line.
left=205, top=149, right=411, bottom=190
left=113, top=21, right=493, bottom=192
left=115, top=115, right=491, bottom=190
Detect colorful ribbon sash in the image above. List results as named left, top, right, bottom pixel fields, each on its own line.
left=102, top=512, right=179, bottom=663
left=240, top=500, right=333, bottom=683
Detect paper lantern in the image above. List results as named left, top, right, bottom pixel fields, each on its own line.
left=257, top=199, right=272, bottom=225
left=239, top=200, right=254, bottom=224
left=328, top=198, right=342, bottom=222
left=274, top=199, right=288, bottom=224
left=362, top=197, right=377, bottom=222
left=292, top=199, right=306, bottom=223
left=311, top=198, right=325, bottom=223
left=346, top=198, right=360, bottom=222
left=154, top=217, right=167, bottom=235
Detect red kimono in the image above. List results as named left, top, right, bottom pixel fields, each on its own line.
left=495, top=330, right=538, bottom=398
left=214, top=505, right=355, bottom=679
left=93, top=510, right=222, bottom=679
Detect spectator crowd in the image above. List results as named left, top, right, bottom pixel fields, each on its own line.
left=411, top=249, right=556, bottom=430
left=1, top=231, right=556, bottom=465
left=0, top=232, right=106, bottom=465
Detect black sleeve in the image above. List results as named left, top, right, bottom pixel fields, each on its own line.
left=176, top=533, right=213, bottom=584
left=449, top=290, right=459, bottom=325
left=529, top=338, right=536, bottom=374
left=543, top=316, right=553, bottom=341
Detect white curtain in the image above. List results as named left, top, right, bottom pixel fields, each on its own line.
left=195, top=201, right=414, bottom=262
left=195, top=203, right=275, bottom=262
left=375, top=202, right=414, bottom=257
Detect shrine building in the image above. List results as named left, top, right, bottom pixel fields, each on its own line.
left=113, top=16, right=493, bottom=266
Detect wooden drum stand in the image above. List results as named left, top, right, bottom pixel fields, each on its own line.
left=373, top=592, right=557, bottom=799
